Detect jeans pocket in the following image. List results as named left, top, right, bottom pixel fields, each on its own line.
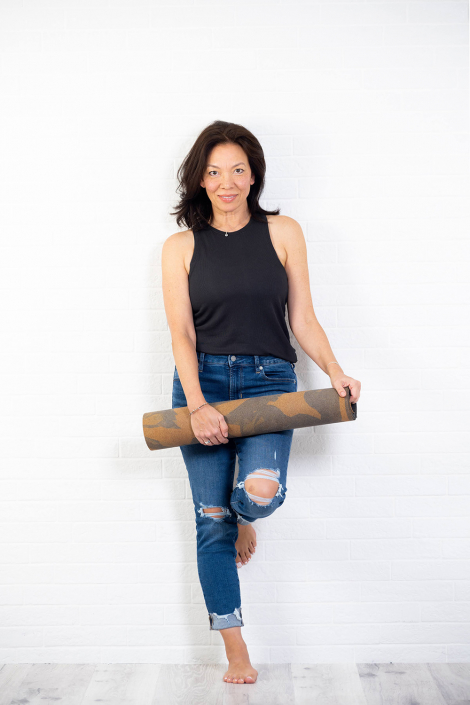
left=259, top=362, right=297, bottom=383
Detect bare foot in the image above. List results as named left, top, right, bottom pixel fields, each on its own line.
left=223, top=645, right=258, bottom=684
left=235, top=523, right=257, bottom=568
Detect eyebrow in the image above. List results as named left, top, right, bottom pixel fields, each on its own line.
left=207, top=162, right=246, bottom=168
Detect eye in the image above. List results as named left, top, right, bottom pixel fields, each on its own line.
left=207, top=169, right=245, bottom=177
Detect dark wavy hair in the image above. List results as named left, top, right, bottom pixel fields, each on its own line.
left=170, top=120, right=280, bottom=232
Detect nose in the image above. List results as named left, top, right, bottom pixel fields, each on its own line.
left=221, top=175, right=234, bottom=188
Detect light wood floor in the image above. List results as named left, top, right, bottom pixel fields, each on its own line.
left=0, top=662, right=469, bottom=704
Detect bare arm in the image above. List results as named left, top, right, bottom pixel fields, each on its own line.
left=161, top=231, right=206, bottom=411
left=161, top=231, right=229, bottom=444
left=282, top=217, right=343, bottom=376
left=282, top=216, right=361, bottom=403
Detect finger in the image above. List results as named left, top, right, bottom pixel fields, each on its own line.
left=215, top=431, right=228, bottom=443
left=201, top=436, right=217, bottom=446
left=217, top=424, right=228, bottom=443
left=349, top=385, right=359, bottom=403
left=213, top=429, right=229, bottom=444
left=336, top=385, right=347, bottom=397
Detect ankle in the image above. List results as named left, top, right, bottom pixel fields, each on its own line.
left=226, top=645, right=249, bottom=661
left=225, top=637, right=248, bottom=655
left=222, top=632, right=246, bottom=651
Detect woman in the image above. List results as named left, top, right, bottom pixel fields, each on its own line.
left=162, top=120, right=361, bottom=685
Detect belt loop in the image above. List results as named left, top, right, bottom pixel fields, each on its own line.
left=254, top=355, right=260, bottom=372
left=199, top=352, right=205, bottom=372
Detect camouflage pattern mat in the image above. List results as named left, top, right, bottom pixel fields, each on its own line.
left=143, top=386, right=357, bottom=451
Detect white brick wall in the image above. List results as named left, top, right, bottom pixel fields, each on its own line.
left=0, top=0, right=468, bottom=664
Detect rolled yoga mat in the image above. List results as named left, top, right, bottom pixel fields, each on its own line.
left=143, top=386, right=357, bottom=451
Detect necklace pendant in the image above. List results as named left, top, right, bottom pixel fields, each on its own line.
left=225, top=232, right=228, bottom=237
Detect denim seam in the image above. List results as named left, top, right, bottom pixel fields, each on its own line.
left=192, top=358, right=291, bottom=367
left=258, top=372, right=296, bottom=383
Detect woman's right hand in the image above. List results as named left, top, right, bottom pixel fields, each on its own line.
left=190, top=404, right=229, bottom=445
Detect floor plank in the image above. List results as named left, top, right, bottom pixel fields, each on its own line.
left=4, top=663, right=96, bottom=705
left=81, top=663, right=161, bottom=704
left=152, top=664, right=224, bottom=705
left=428, top=663, right=470, bottom=705
left=153, top=663, right=295, bottom=704
left=292, top=663, right=368, bottom=705
left=0, top=664, right=32, bottom=705
left=358, top=663, right=448, bottom=705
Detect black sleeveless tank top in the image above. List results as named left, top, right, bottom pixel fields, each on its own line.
left=188, top=212, right=297, bottom=363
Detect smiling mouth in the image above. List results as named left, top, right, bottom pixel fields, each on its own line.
left=219, top=195, right=237, bottom=200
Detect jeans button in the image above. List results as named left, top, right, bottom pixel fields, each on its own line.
left=231, top=355, right=236, bottom=361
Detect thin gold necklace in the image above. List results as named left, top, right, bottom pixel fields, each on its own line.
left=210, top=213, right=251, bottom=237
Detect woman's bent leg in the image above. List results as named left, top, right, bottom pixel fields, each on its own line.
left=230, top=428, right=294, bottom=524
left=230, top=356, right=297, bottom=524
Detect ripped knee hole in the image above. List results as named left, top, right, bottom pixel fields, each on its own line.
left=241, top=468, right=282, bottom=506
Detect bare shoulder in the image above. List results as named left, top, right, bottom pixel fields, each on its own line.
left=266, top=214, right=305, bottom=264
left=162, top=228, right=195, bottom=276
left=266, top=214, right=304, bottom=240
left=162, top=228, right=192, bottom=251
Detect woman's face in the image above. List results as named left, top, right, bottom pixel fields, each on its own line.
left=200, top=142, right=255, bottom=215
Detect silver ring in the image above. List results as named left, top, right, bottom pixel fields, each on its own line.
left=204, top=440, right=211, bottom=444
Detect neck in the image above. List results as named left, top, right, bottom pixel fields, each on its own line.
left=209, top=210, right=251, bottom=232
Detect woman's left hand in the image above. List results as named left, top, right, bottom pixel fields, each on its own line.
left=329, top=372, right=361, bottom=404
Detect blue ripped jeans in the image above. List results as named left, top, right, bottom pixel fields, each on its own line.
left=172, top=352, right=297, bottom=631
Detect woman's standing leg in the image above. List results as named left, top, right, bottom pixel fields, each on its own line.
left=173, top=354, right=258, bottom=683
left=179, top=438, right=244, bottom=628
left=217, top=355, right=297, bottom=684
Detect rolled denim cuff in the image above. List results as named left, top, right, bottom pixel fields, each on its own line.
left=209, top=606, right=244, bottom=630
